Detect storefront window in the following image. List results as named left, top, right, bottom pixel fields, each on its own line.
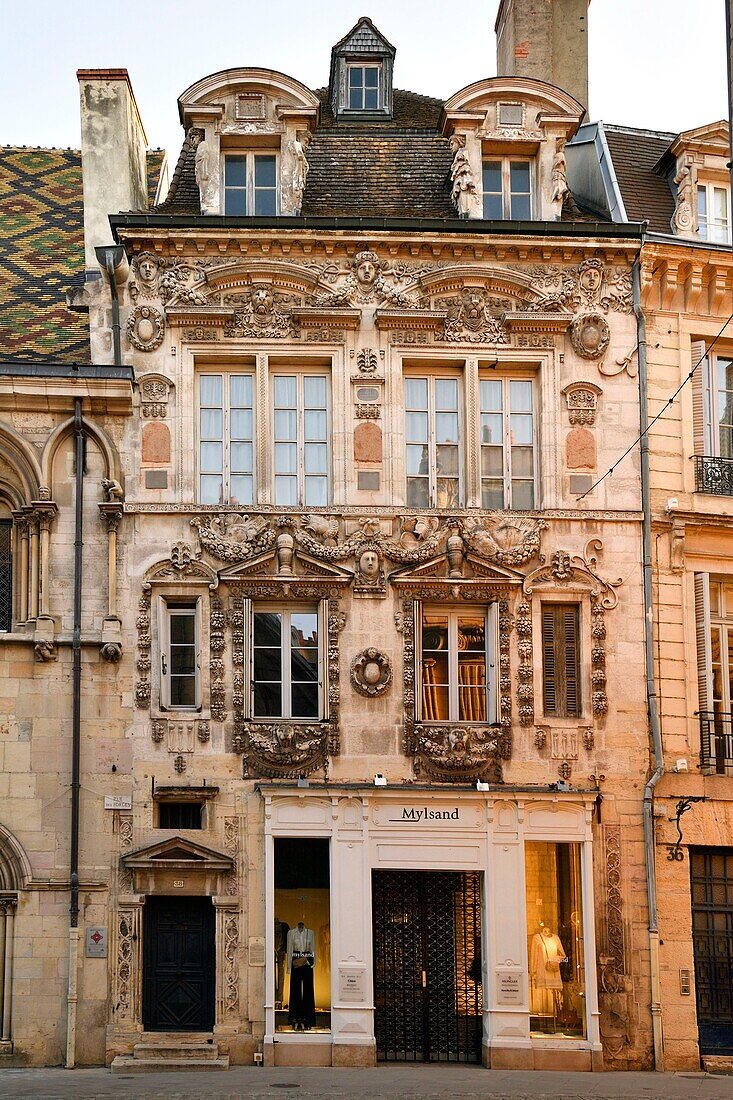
left=274, top=837, right=331, bottom=1033
left=524, top=841, right=586, bottom=1038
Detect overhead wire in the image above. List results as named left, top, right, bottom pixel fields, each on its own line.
left=576, top=310, right=733, bottom=501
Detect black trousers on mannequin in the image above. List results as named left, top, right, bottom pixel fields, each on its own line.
left=288, top=963, right=315, bottom=1028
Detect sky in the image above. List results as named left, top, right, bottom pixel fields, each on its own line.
left=0, top=0, right=728, bottom=163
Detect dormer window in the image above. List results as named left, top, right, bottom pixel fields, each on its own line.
left=482, top=158, right=533, bottom=220
left=697, top=181, right=731, bottom=244
left=223, top=153, right=278, bottom=216
left=329, top=17, right=395, bottom=121
left=348, top=65, right=380, bottom=111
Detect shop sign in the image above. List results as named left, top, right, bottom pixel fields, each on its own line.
left=496, top=970, right=522, bottom=1005
left=376, top=804, right=468, bottom=825
left=338, top=968, right=366, bottom=1002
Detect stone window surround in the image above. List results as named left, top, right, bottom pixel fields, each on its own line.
left=221, top=149, right=280, bottom=217
left=481, top=154, right=535, bottom=221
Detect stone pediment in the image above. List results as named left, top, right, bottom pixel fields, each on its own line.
left=390, top=552, right=523, bottom=591
left=121, top=836, right=234, bottom=873
left=218, top=546, right=353, bottom=591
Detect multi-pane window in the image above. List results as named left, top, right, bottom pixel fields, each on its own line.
left=482, top=159, right=532, bottom=219
left=252, top=608, right=320, bottom=719
left=541, top=604, right=581, bottom=718
left=223, top=154, right=278, bottom=216
left=704, top=354, right=733, bottom=459
left=198, top=374, right=255, bottom=505
left=161, top=602, right=200, bottom=710
left=480, top=377, right=535, bottom=509
left=348, top=65, right=380, bottom=110
left=405, top=376, right=460, bottom=508
left=0, top=519, right=11, bottom=632
left=697, top=182, right=731, bottom=244
left=420, top=608, right=495, bottom=723
left=273, top=374, right=330, bottom=507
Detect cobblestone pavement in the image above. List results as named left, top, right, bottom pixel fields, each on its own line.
left=0, top=1067, right=730, bottom=1100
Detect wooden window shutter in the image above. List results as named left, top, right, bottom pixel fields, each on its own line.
left=542, top=604, right=581, bottom=718
left=319, top=598, right=329, bottom=721
left=691, top=340, right=710, bottom=457
left=694, top=573, right=712, bottom=713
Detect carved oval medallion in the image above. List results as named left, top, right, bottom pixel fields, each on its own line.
left=351, top=648, right=392, bottom=697
left=127, top=305, right=165, bottom=352
left=570, top=312, right=610, bottom=360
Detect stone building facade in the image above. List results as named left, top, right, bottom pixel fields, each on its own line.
left=0, top=9, right=678, bottom=1074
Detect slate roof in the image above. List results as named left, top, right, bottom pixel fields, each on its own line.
left=0, top=147, right=90, bottom=363
left=603, top=125, right=676, bottom=235
left=0, top=147, right=167, bottom=365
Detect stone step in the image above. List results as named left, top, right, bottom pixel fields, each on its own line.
left=703, top=1055, right=733, bottom=1075
left=133, top=1041, right=219, bottom=1060
left=111, top=1054, right=230, bottom=1074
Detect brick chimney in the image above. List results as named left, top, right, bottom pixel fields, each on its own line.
left=495, top=0, right=589, bottom=112
left=77, top=69, right=148, bottom=272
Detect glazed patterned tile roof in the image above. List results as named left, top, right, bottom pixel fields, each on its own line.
left=0, top=146, right=168, bottom=365
left=0, top=147, right=90, bottom=363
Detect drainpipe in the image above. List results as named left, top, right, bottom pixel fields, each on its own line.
left=65, top=245, right=127, bottom=1068
left=65, top=397, right=84, bottom=1069
left=633, top=247, right=665, bottom=1072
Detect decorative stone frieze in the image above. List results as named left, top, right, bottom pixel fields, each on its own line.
left=139, top=374, right=172, bottom=418
left=562, top=381, right=603, bottom=425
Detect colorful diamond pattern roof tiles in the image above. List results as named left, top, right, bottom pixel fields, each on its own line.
left=0, top=147, right=90, bottom=363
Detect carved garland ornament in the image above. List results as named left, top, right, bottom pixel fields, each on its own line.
left=570, top=312, right=610, bottom=361
left=351, top=648, right=392, bottom=697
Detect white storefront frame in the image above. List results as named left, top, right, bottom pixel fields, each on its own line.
left=261, top=786, right=602, bottom=1069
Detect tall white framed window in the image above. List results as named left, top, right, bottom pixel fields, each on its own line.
left=482, top=158, right=533, bottom=219
left=480, top=375, right=536, bottom=509
left=252, top=606, right=322, bottom=720
left=419, top=606, right=497, bottom=723
left=223, top=153, right=278, bottom=216
left=272, top=373, right=330, bottom=507
left=161, top=601, right=200, bottom=711
left=198, top=372, right=255, bottom=505
left=347, top=64, right=380, bottom=111
left=404, top=375, right=461, bottom=508
left=697, top=182, right=731, bottom=244
left=704, top=353, right=733, bottom=459
left=695, top=574, right=733, bottom=774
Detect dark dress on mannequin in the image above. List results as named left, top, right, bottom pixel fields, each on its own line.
left=287, top=923, right=316, bottom=1029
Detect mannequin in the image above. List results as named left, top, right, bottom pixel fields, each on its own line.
left=529, top=925, right=566, bottom=1017
left=286, top=921, right=316, bottom=1030
left=274, top=916, right=290, bottom=1007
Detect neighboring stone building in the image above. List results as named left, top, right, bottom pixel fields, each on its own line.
left=1, top=6, right=692, bottom=1075
left=567, top=118, right=733, bottom=1068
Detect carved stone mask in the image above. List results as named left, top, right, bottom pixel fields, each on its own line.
left=359, top=549, right=380, bottom=579
left=579, top=262, right=602, bottom=295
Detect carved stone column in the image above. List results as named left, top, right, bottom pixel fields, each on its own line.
left=34, top=501, right=58, bottom=618
left=0, top=897, right=16, bottom=1049
left=13, top=514, right=28, bottom=623
left=27, top=511, right=39, bottom=621
left=112, top=898, right=145, bottom=1027
left=99, top=502, right=124, bottom=661
left=214, top=899, right=240, bottom=1026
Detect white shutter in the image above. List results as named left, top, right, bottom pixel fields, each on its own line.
left=690, top=340, right=710, bottom=457
left=194, top=598, right=202, bottom=710
left=319, top=598, right=329, bottom=721
left=694, top=572, right=712, bottom=713
left=414, top=599, right=422, bottom=721
left=243, top=597, right=253, bottom=720
left=158, top=597, right=171, bottom=710
left=487, top=602, right=498, bottom=724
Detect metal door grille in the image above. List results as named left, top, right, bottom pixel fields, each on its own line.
left=691, top=848, right=733, bottom=1054
left=0, top=521, right=11, bottom=632
left=372, top=869, right=483, bottom=1063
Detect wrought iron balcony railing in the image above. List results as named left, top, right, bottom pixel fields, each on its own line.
left=698, top=711, right=733, bottom=774
left=694, top=455, right=733, bottom=496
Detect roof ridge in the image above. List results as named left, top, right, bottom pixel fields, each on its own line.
left=603, top=122, right=676, bottom=141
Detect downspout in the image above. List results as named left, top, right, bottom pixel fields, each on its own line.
left=65, top=397, right=84, bottom=1068
left=633, top=246, right=665, bottom=1072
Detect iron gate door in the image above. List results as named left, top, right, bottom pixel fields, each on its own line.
left=372, top=869, right=483, bottom=1062
left=142, top=895, right=215, bottom=1031
left=691, top=849, right=733, bottom=1055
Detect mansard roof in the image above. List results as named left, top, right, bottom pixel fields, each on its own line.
left=602, top=125, right=677, bottom=234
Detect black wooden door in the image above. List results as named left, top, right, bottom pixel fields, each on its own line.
left=372, top=869, right=483, bottom=1062
left=142, top=896, right=215, bottom=1031
left=691, top=849, right=733, bottom=1055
